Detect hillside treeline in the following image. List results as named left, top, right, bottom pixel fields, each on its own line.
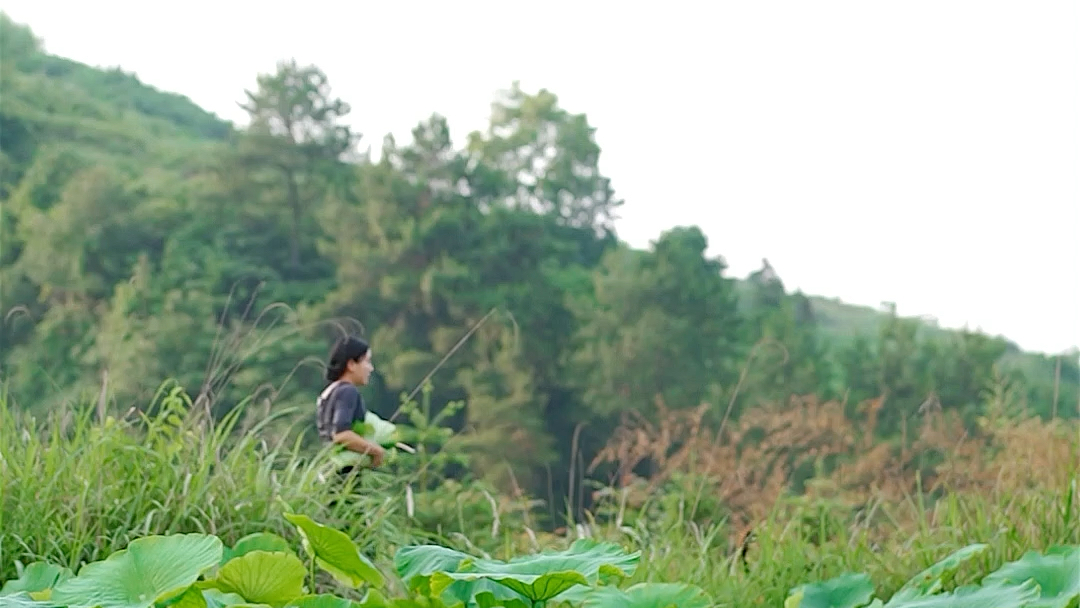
left=1, top=15, right=1076, bottom=510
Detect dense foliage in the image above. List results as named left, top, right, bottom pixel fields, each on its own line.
left=1, top=13, right=1077, bottom=521
left=1, top=511, right=1075, bottom=607
left=0, top=515, right=714, bottom=608
left=1, top=376, right=1077, bottom=605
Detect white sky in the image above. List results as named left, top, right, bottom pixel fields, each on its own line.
left=3, top=0, right=1078, bottom=355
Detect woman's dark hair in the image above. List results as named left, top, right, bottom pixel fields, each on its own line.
left=325, top=335, right=370, bottom=382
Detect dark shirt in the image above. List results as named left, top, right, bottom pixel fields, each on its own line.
left=316, top=381, right=367, bottom=442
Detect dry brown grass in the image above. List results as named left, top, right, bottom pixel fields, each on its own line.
left=589, top=393, right=1079, bottom=542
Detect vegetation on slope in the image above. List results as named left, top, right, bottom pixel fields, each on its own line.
left=0, top=13, right=1077, bottom=524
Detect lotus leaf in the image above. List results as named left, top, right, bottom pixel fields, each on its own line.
left=982, top=545, right=1080, bottom=608
left=222, top=534, right=294, bottom=565
left=430, top=570, right=588, bottom=603
left=202, top=589, right=253, bottom=608
left=354, top=412, right=399, bottom=447
left=883, top=580, right=1040, bottom=608
left=473, top=593, right=527, bottom=608
left=786, top=573, right=875, bottom=608
left=284, top=595, right=361, bottom=608
left=893, top=543, right=988, bottom=600
left=0, top=593, right=56, bottom=608
left=209, top=550, right=306, bottom=607
left=164, top=587, right=208, bottom=608
left=283, top=512, right=384, bottom=588
left=50, top=534, right=223, bottom=608
left=471, top=540, right=638, bottom=580
left=0, top=562, right=72, bottom=597
left=394, top=539, right=638, bottom=606
left=580, top=582, right=713, bottom=608
left=394, top=546, right=471, bottom=592
left=355, top=589, right=461, bottom=607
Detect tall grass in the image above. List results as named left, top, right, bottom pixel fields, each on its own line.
left=576, top=390, right=1080, bottom=606
left=577, top=476, right=1078, bottom=607
left=0, top=381, right=415, bottom=580
left=2, top=381, right=1077, bottom=605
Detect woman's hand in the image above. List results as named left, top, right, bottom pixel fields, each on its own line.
left=368, top=443, right=386, bottom=467
left=333, top=430, right=387, bottom=467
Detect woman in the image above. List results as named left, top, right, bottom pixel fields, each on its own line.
left=317, top=335, right=386, bottom=472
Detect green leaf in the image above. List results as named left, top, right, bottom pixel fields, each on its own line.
left=474, top=592, right=528, bottom=608
left=223, top=534, right=294, bottom=565
left=580, top=582, right=713, bottom=608
left=786, top=573, right=875, bottom=608
left=283, top=512, right=384, bottom=588
left=471, top=539, right=639, bottom=581
left=982, top=545, right=1080, bottom=608
left=430, top=570, right=587, bottom=603
left=0, top=562, right=73, bottom=596
left=882, top=580, right=1039, bottom=608
left=209, top=551, right=307, bottom=607
left=0, top=593, right=57, bottom=608
left=896, top=544, right=989, bottom=598
left=284, top=595, right=359, bottom=608
left=352, top=412, right=399, bottom=447
left=51, top=533, right=223, bottom=608
left=201, top=589, right=252, bottom=608
left=354, top=589, right=460, bottom=608
left=162, top=587, right=208, bottom=608
left=396, top=540, right=638, bottom=605
left=597, top=563, right=631, bottom=584
left=394, top=546, right=471, bottom=592
left=354, top=590, right=391, bottom=608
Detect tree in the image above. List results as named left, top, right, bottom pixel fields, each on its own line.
left=568, top=226, right=744, bottom=422
left=0, top=13, right=42, bottom=70
left=236, top=60, right=358, bottom=269
left=456, top=325, right=556, bottom=492
left=739, top=261, right=835, bottom=407
left=466, top=82, right=622, bottom=233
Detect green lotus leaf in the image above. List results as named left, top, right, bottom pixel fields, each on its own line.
left=474, top=592, right=528, bottom=608
left=883, top=580, right=1039, bottom=608
left=351, top=412, right=399, bottom=448
left=0, top=562, right=73, bottom=597
left=785, top=573, right=875, bottom=608
left=895, top=543, right=989, bottom=600
left=283, top=513, right=384, bottom=588
left=333, top=413, right=402, bottom=469
left=163, top=587, right=208, bottom=608
left=0, top=592, right=57, bottom=608
left=223, top=534, right=294, bottom=565
left=396, top=540, right=637, bottom=605
left=476, top=539, right=639, bottom=605
left=51, top=533, right=223, bottom=608
left=209, top=551, right=306, bottom=607
left=201, top=589, right=254, bottom=608
left=354, top=589, right=462, bottom=608
left=470, top=539, right=639, bottom=581
left=354, top=590, right=391, bottom=608
left=284, top=595, right=362, bottom=608
left=394, top=545, right=471, bottom=592
left=430, top=570, right=587, bottom=603
left=580, top=582, right=713, bottom=608
left=982, top=545, right=1080, bottom=608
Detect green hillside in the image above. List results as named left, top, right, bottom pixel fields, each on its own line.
left=805, top=292, right=1076, bottom=410
left=1, top=13, right=1076, bottom=506
left=0, top=14, right=229, bottom=141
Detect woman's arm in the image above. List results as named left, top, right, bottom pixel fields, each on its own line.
left=326, top=383, right=386, bottom=467
left=332, top=429, right=385, bottom=466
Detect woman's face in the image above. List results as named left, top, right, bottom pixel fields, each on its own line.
left=347, top=350, right=375, bottom=385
